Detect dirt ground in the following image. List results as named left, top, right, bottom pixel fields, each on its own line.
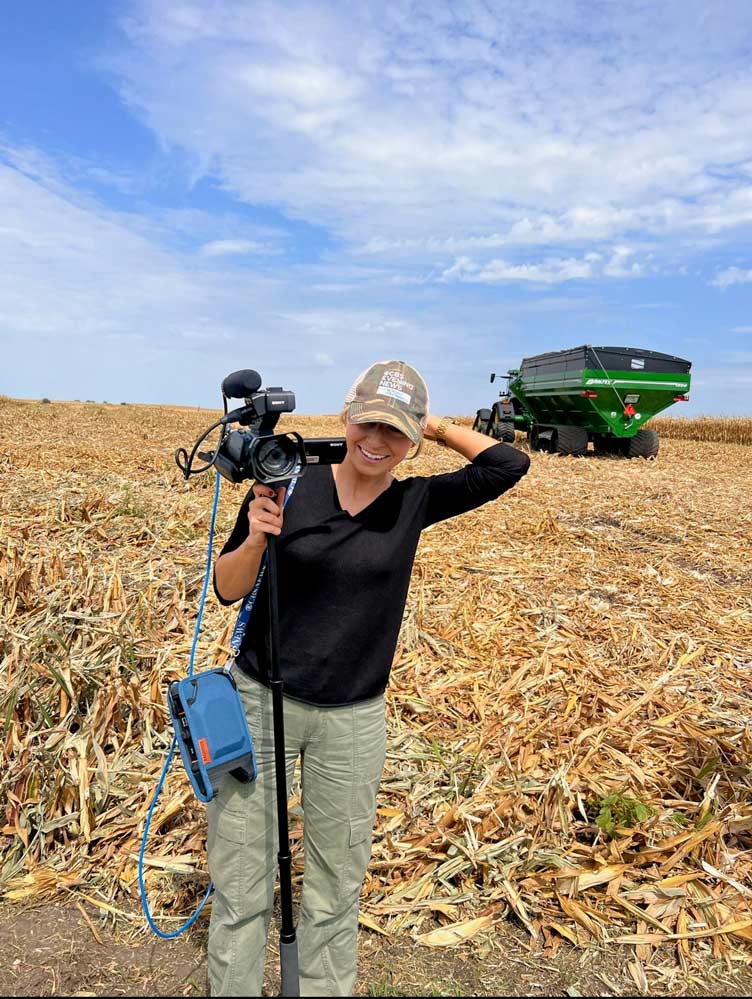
left=2, top=900, right=752, bottom=997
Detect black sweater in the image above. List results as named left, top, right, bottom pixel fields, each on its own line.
left=214, top=442, right=530, bottom=706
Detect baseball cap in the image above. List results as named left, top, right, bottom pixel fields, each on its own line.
left=344, top=360, right=429, bottom=445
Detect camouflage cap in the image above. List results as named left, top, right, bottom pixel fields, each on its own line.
left=344, top=360, right=429, bottom=445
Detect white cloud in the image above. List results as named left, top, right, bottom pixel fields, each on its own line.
left=440, top=254, right=595, bottom=285
left=731, top=325, right=752, bottom=333
left=0, top=150, right=342, bottom=372
left=5, top=1, right=752, bottom=415
left=437, top=250, right=648, bottom=285
left=0, top=157, right=203, bottom=340
left=180, top=328, right=234, bottom=340
left=199, top=238, right=267, bottom=256
left=107, top=0, right=752, bottom=272
left=710, top=267, right=752, bottom=288
left=314, top=352, right=335, bottom=366
left=601, top=246, right=645, bottom=279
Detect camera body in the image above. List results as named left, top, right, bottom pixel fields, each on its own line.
left=214, top=430, right=348, bottom=484
left=189, top=372, right=347, bottom=485
left=219, top=385, right=304, bottom=485
left=212, top=428, right=304, bottom=484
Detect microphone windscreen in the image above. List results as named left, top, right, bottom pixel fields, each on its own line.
left=221, top=369, right=262, bottom=398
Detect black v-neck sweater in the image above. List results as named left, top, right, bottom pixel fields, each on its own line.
left=214, top=443, right=530, bottom=706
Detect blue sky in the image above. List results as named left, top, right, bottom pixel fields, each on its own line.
left=1, top=0, right=751, bottom=415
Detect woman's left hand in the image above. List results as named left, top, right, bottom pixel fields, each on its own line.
left=422, top=414, right=440, bottom=441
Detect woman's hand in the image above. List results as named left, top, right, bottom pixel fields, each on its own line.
left=422, top=414, right=503, bottom=461
left=422, top=414, right=440, bottom=441
left=244, top=484, right=287, bottom=548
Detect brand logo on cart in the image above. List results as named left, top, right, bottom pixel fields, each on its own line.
left=586, top=377, right=688, bottom=389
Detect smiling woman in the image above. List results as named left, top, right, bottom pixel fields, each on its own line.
left=208, top=358, right=531, bottom=996
left=331, top=361, right=425, bottom=512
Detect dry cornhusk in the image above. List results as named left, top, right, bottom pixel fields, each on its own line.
left=1, top=399, right=751, bottom=969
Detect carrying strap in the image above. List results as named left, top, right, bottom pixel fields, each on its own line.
left=230, top=477, right=298, bottom=657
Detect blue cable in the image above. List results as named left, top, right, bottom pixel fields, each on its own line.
left=138, top=470, right=222, bottom=938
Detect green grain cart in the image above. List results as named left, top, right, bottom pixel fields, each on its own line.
left=473, top=345, right=692, bottom=458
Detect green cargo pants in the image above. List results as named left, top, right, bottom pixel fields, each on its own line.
left=206, top=666, right=387, bottom=997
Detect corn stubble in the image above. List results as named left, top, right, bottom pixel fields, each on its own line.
left=1, top=400, right=751, bottom=970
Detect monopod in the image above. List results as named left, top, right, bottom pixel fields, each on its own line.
left=266, top=529, right=299, bottom=997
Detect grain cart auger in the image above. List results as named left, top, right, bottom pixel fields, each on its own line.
left=473, top=345, right=692, bottom=458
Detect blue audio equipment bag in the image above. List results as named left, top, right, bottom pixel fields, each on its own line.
left=168, top=669, right=256, bottom=803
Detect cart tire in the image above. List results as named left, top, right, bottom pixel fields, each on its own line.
left=529, top=425, right=556, bottom=452
left=626, top=428, right=660, bottom=459
left=473, top=408, right=492, bottom=435
left=593, top=434, right=627, bottom=455
left=554, top=425, right=589, bottom=457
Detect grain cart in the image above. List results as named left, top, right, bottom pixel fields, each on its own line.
left=473, top=345, right=691, bottom=458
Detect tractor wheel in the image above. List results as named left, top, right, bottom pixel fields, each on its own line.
left=626, top=428, right=660, bottom=459
left=554, top=425, right=589, bottom=457
left=495, top=421, right=516, bottom=443
left=472, top=408, right=492, bottom=435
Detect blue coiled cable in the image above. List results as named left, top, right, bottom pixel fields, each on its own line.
left=138, top=470, right=222, bottom=938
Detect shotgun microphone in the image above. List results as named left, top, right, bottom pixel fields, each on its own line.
left=221, top=369, right=262, bottom=399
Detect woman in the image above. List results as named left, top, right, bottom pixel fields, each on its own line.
left=209, top=360, right=530, bottom=996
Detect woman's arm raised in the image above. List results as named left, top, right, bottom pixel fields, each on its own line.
left=423, top=414, right=503, bottom=461
left=421, top=417, right=530, bottom=530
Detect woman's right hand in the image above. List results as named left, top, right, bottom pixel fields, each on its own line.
left=245, top=484, right=287, bottom=548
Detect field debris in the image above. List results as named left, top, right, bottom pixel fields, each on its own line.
left=1, top=399, right=751, bottom=968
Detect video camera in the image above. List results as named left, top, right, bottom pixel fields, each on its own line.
left=175, top=368, right=346, bottom=484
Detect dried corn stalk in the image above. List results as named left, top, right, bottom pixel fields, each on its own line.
left=1, top=400, right=751, bottom=967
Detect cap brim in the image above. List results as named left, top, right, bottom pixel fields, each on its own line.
left=348, top=403, right=423, bottom=445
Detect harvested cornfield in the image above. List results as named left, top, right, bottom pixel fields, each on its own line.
left=2, top=399, right=752, bottom=973
left=650, top=415, right=752, bottom=446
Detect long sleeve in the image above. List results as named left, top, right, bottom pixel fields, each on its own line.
left=422, top=443, right=530, bottom=529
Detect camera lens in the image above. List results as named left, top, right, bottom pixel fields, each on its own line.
left=255, top=435, right=300, bottom=479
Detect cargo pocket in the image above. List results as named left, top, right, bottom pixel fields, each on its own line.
left=349, top=813, right=374, bottom=848
left=215, top=807, right=247, bottom=846
left=214, top=669, right=266, bottom=814
left=231, top=667, right=266, bottom=732
left=342, top=812, right=376, bottom=900
left=206, top=803, right=250, bottom=914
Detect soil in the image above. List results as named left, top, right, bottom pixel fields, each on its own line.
left=2, top=900, right=752, bottom=997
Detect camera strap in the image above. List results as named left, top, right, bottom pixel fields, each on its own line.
left=229, top=477, right=299, bottom=657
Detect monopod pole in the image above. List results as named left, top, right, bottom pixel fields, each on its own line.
left=266, top=533, right=300, bottom=997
